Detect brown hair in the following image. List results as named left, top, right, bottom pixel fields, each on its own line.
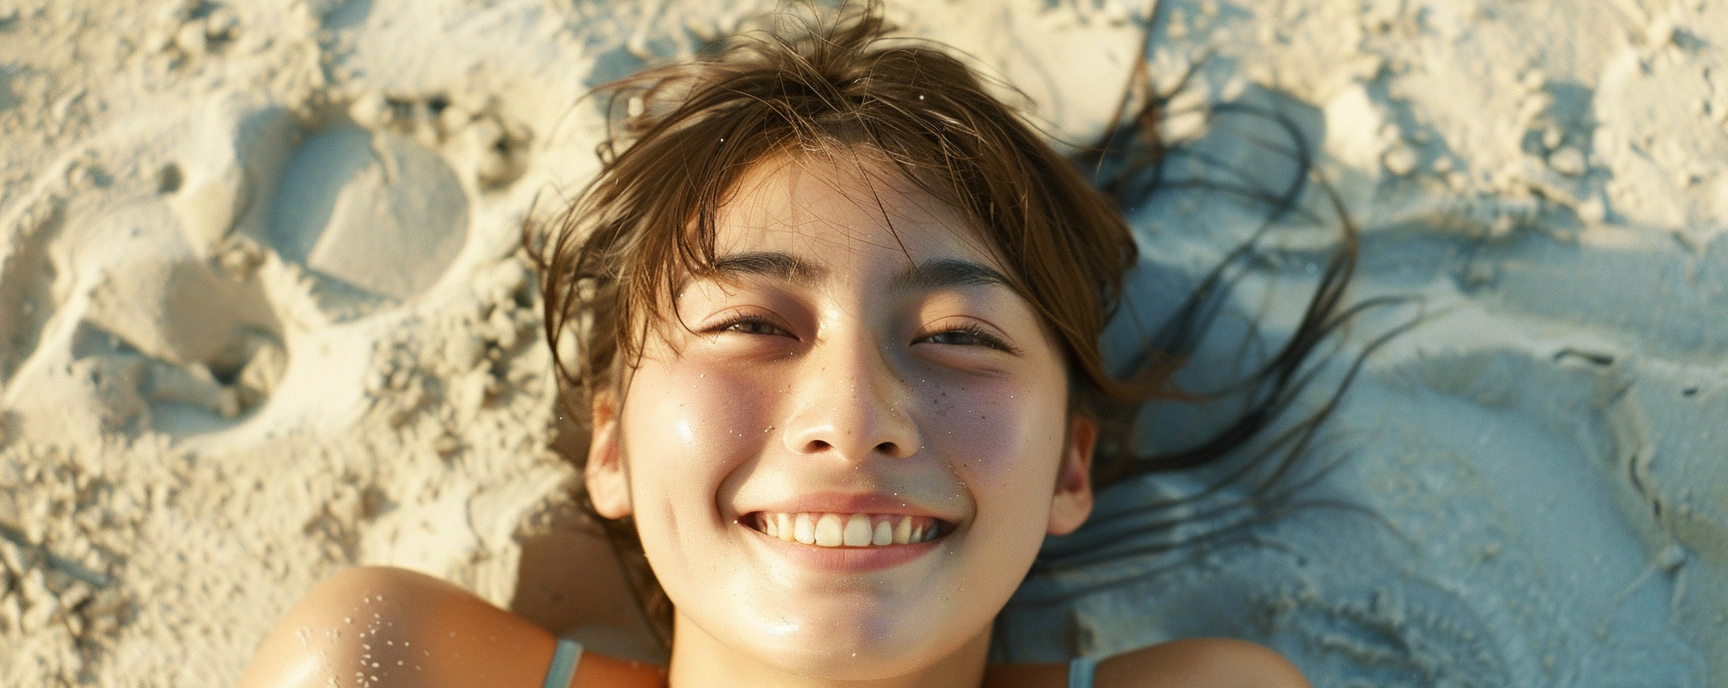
left=530, top=1, right=1359, bottom=646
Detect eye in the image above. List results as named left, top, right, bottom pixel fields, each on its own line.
left=918, top=324, right=1018, bottom=354
left=707, top=314, right=795, bottom=338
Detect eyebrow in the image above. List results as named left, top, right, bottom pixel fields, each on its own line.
left=711, top=251, right=823, bottom=285
left=708, top=251, right=1011, bottom=292
left=890, top=257, right=1012, bottom=291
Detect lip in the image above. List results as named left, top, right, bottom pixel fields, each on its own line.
left=739, top=491, right=954, bottom=519
left=742, top=521, right=943, bottom=573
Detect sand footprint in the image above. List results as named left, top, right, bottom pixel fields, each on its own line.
left=0, top=106, right=298, bottom=436
left=73, top=249, right=287, bottom=435
left=6, top=89, right=499, bottom=437
left=112, top=101, right=487, bottom=434
left=1, top=210, right=290, bottom=436
left=264, top=119, right=470, bottom=313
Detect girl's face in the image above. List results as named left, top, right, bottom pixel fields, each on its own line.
left=586, top=153, right=1095, bottom=683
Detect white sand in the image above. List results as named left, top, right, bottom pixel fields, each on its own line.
left=0, top=0, right=1722, bottom=685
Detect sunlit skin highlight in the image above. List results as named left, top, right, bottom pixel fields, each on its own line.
left=583, top=151, right=1097, bottom=687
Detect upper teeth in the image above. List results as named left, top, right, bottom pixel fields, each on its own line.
left=756, top=512, right=941, bottom=547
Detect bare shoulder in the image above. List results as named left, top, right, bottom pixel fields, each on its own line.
left=1097, top=638, right=1310, bottom=688
left=235, top=566, right=558, bottom=688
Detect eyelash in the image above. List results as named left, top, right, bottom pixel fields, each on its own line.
left=709, top=314, right=790, bottom=337
left=707, top=315, right=1018, bottom=354
left=920, top=324, right=1018, bottom=354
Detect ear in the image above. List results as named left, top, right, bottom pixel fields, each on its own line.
left=585, top=390, right=634, bottom=519
left=1047, top=415, right=1096, bottom=536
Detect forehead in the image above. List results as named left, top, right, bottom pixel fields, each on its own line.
left=711, top=152, right=1001, bottom=273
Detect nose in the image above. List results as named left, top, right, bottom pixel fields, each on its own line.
left=781, top=328, right=920, bottom=461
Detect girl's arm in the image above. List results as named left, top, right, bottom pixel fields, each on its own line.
left=235, top=566, right=664, bottom=688
left=1097, top=639, right=1310, bottom=688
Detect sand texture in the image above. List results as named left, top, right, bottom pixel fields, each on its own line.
left=0, top=0, right=1724, bottom=685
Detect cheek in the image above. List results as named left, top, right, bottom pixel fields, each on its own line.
left=619, top=360, right=779, bottom=519
left=920, top=375, right=1068, bottom=503
left=917, top=373, right=1068, bottom=609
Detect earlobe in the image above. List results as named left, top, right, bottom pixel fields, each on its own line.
left=1047, top=415, right=1096, bottom=536
left=585, top=391, right=634, bottom=519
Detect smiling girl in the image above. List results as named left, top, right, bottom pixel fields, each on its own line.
left=239, top=5, right=1326, bottom=687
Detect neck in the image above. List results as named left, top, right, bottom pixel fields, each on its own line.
left=664, top=613, right=991, bottom=688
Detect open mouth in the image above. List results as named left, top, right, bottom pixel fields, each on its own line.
left=747, top=512, right=949, bottom=547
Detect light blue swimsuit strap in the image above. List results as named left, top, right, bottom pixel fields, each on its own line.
left=1068, top=655, right=1098, bottom=688
left=542, top=637, right=584, bottom=688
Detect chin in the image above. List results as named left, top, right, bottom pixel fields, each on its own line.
left=733, top=609, right=964, bottom=680
left=766, top=643, right=944, bottom=681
